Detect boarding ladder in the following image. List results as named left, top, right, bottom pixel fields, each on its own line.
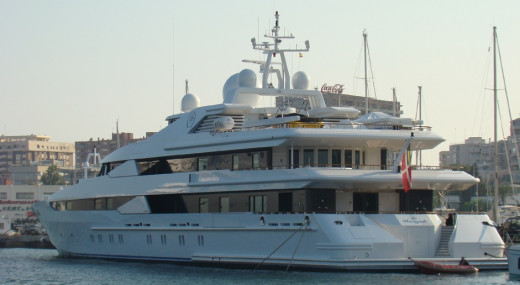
left=434, top=226, right=454, bottom=257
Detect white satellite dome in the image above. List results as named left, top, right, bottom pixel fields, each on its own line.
left=181, top=93, right=200, bottom=113
left=238, top=69, right=257, bottom=87
left=222, top=69, right=260, bottom=106
left=223, top=73, right=240, bottom=101
left=292, top=71, right=310, bottom=90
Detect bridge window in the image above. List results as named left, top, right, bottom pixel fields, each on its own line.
left=199, top=197, right=209, bottom=213
left=249, top=195, right=267, bottom=213
left=219, top=197, right=230, bottom=212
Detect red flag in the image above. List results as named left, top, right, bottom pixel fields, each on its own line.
left=401, top=147, right=412, bottom=192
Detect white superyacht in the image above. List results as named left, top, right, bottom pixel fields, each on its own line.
left=34, top=12, right=506, bottom=271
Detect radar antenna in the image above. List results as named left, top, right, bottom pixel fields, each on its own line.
left=250, top=11, right=310, bottom=89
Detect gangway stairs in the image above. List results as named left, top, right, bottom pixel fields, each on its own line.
left=435, top=226, right=454, bottom=257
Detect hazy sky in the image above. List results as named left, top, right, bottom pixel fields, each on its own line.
left=1, top=1, right=519, bottom=165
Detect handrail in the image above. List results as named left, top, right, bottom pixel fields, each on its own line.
left=242, top=120, right=433, bottom=131
left=257, top=164, right=462, bottom=171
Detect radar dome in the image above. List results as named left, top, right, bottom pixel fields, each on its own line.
left=292, top=71, right=310, bottom=90
left=238, top=69, right=257, bottom=87
left=222, top=70, right=260, bottom=106
left=181, top=93, right=200, bottom=113
left=223, top=73, right=240, bottom=101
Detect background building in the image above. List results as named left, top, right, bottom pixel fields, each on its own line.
left=322, top=93, right=401, bottom=117
left=0, top=135, right=74, bottom=185
left=0, top=184, right=64, bottom=220
left=75, top=132, right=155, bottom=179
left=441, top=119, right=520, bottom=187
left=275, top=84, right=401, bottom=117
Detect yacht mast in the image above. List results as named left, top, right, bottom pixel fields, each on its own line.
left=252, top=11, right=309, bottom=90
left=417, top=86, right=422, bottom=167
left=116, top=120, right=120, bottom=149
left=172, top=17, right=175, bottom=115
left=392, top=88, right=397, bottom=117
left=364, top=30, right=368, bottom=115
left=493, top=26, right=499, bottom=223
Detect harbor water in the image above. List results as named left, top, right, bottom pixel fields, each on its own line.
left=0, top=248, right=516, bottom=284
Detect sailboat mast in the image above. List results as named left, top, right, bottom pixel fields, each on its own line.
left=116, top=120, right=120, bottom=149
left=493, top=26, right=499, bottom=223
left=392, top=88, right=397, bottom=117
left=172, top=17, right=175, bottom=114
left=364, top=30, right=368, bottom=115
left=417, top=86, right=422, bottom=167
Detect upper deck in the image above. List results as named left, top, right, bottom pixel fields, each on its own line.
left=103, top=11, right=443, bottom=165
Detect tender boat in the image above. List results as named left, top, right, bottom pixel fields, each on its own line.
left=33, top=12, right=507, bottom=271
left=414, top=260, right=478, bottom=275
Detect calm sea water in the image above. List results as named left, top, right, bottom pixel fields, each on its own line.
left=0, top=248, right=516, bottom=285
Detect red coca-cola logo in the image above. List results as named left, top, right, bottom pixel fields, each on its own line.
left=321, top=84, right=344, bottom=94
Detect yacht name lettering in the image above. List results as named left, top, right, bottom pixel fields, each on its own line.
left=402, top=216, right=428, bottom=225
left=321, top=84, right=344, bottom=94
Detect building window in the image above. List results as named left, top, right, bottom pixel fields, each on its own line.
left=106, top=198, right=114, bottom=210
left=288, top=149, right=300, bottom=169
left=252, top=153, right=260, bottom=169
left=198, top=158, right=208, bottom=171
left=303, top=149, right=314, bottom=166
left=232, top=155, right=239, bottom=170
left=0, top=192, right=6, bottom=199
left=199, top=197, right=209, bottom=213
left=332, top=149, right=341, bottom=167
left=249, top=195, right=267, bottom=213
left=345, top=150, right=353, bottom=168
left=219, top=197, right=230, bottom=212
left=16, top=192, right=34, bottom=200
left=318, top=149, right=328, bottom=167
left=95, top=198, right=105, bottom=210
left=355, top=150, right=361, bottom=169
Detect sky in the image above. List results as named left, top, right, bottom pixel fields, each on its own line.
left=1, top=0, right=519, bottom=166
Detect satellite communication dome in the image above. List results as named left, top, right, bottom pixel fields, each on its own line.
left=222, top=70, right=260, bottom=106
left=181, top=93, right=200, bottom=113
left=238, top=69, right=257, bottom=87
left=223, top=73, right=240, bottom=102
left=292, top=71, right=310, bottom=90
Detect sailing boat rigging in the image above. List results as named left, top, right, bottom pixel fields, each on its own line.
left=489, top=26, right=520, bottom=224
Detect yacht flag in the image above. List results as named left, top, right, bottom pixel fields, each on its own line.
left=401, top=144, right=412, bottom=192
left=393, top=134, right=413, bottom=192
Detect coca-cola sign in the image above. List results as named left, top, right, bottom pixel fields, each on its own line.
left=321, top=84, right=344, bottom=94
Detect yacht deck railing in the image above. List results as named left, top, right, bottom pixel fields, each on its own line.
left=242, top=120, right=432, bottom=132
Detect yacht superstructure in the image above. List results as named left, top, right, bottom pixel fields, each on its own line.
left=33, top=12, right=506, bottom=271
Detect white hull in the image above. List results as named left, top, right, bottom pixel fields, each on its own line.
left=34, top=201, right=506, bottom=271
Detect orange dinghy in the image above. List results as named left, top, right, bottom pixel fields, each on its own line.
left=414, top=261, right=479, bottom=274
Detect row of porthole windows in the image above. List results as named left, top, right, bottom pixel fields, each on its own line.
left=90, top=233, right=124, bottom=244
left=88, top=233, right=202, bottom=247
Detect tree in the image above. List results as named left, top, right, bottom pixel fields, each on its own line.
left=40, top=164, right=65, bottom=185
left=460, top=198, right=490, bottom=212
left=499, top=184, right=513, bottom=204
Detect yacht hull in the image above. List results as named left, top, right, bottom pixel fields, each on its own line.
left=33, top=201, right=507, bottom=271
